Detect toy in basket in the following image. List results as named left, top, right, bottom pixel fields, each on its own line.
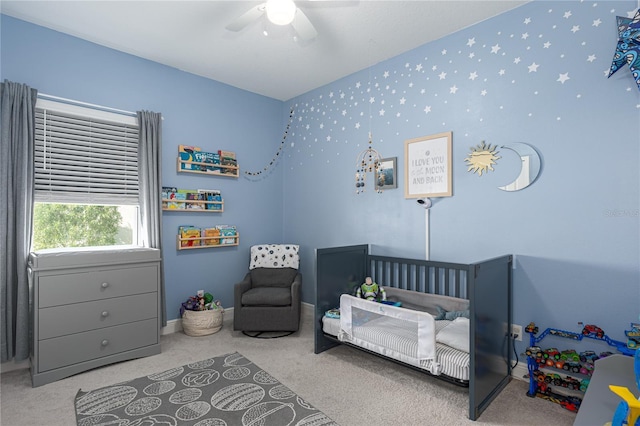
left=180, top=291, right=224, bottom=337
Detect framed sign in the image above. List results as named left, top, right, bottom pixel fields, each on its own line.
left=375, top=157, right=397, bottom=190
left=404, top=132, right=452, bottom=198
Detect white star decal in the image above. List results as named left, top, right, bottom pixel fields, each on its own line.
left=438, top=72, right=447, bottom=80
left=563, top=11, right=572, bottom=19
left=514, top=57, right=522, bottom=64
left=469, top=52, right=475, bottom=59
left=557, top=73, right=570, bottom=84
left=491, top=44, right=502, bottom=54
left=449, top=85, right=458, bottom=94
left=369, top=97, right=375, bottom=104
left=499, top=69, right=506, bottom=76
left=469, top=72, right=478, bottom=80
left=571, top=25, right=580, bottom=33
left=355, top=82, right=361, bottom=89
left=587, top=54, right=596, bottom=62
left=522, top=32, right=530, bottom=40
left=524, top=17, right=532, bottom=24
left=399, top=97, right=406, bottom=105
left=416, top=64, right=423, bottom=71
left=592, top=18, right=601, bottom=27
left=355, top=122, right=360, bottom=129
left=383, top=71, right=389, bottom=78
left=326, top=135, right=331, bottom=142
left=467, top=37, right=476, bottom=47
left=379, top=109, right=385, bottom=116
left=481, top=89, right=488, bottom=96
left=528, top=62, right=540, bottom=72
left=424, top=106, right=432, bottom=114
left=543, top=41, right=551, bottom=48
left=341, top=110, right=347, bottom=116
left=441, top=49, right=447, bottom=55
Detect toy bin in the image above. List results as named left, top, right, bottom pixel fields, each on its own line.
left=182, top=308, right=223, bottom=336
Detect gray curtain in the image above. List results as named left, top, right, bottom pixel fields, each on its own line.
left=1, top=80, right=37, bottom=362
left=137, top=110, right=166, bottom=326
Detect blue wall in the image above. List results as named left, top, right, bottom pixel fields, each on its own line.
left=1, top=14, right=286, bottom=319
left=2, top=1, right=639, bottom=356
left=283, top=0, right=640, bottom=353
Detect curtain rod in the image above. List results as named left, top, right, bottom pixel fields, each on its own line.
left=37, top=93, right=137, bottom=117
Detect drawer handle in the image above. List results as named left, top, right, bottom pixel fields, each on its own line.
left=101, top=311, right=109, bottom=318
left=101, top=282, right=109, bottom=289
left=101, top=339, right=109, bottom=346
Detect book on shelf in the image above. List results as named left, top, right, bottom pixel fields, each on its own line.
left=218, top=150, right=237, bottom=174
left=197, top=189, right=222, bottom=210
left=178, top=145, right=201, bottom=170
left=178, top=225, right=201, bottom=247
left=185, top=191, right=205, bottom=209
left=202, top=227, right=221, bottom=246
left=162, top=186, right=177, bottom=209
left=216, top=225, right=237, bottom=245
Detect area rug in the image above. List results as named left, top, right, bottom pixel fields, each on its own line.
left=75, top=351, right=337, bottom=426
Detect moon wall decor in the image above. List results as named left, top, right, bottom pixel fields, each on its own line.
left=498, top=142, right=541, bottom=192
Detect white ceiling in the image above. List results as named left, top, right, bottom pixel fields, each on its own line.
left=1, top=1, right=529, bottom=101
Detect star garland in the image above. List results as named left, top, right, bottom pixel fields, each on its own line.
left=244, top=107, right=295, bottom=176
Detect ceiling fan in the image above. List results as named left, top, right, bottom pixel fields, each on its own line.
left=225, top=0, right=318, bottom=42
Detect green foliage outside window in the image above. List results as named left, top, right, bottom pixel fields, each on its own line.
left=32, top=204, right=126, bottom=251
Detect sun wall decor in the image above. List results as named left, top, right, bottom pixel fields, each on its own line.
left=464, top=141, right=501, bottom=177
left=608, top=8, right=640, bottom=92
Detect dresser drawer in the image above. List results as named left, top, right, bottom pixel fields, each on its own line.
left=37, top=318, right=159, bottom=372
left=38, top=265, right=158, bottom=307
left=38, top=293, right=157, bottom=340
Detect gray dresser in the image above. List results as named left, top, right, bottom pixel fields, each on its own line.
left=28, top=247, right=162, bottom=387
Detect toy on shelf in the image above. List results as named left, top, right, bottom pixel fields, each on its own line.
left=525, top=321, right=637, bottom=413
left=627, top=323, right=640, bottom=350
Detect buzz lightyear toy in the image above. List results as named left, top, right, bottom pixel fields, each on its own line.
left=356, top=277, right=386, bottom=302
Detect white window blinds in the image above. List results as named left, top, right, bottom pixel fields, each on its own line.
left=34, top=99, right=140, bottom=205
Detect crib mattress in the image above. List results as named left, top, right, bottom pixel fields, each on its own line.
left=322, top=315, right=470, bottom=381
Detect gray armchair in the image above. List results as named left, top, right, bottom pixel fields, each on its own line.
left=233, top=244, right=301, bottom=333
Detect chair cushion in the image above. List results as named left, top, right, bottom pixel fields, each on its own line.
left=250, top=244, right=299, bottom=270
left=250, top=268, right=298, bottom=288
left=241, top=287, right=292, bottom=306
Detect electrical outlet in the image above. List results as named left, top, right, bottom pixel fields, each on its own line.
left=511, top=324, right=523, bottom=341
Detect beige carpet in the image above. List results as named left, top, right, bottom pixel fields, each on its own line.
left=0, top=309, right=577, bottom=426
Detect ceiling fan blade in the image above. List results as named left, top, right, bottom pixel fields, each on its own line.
left=225, top=3, right=266, bottom=32
left=291, top=8, right=318, bottom=42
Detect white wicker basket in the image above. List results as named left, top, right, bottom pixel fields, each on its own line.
left=182, top=308, right=223, bottom=336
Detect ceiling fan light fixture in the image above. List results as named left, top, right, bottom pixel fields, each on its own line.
left=266, top=0, right=296, bottom=26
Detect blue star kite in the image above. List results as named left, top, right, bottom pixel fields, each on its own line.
left=608, top=8, right=640, bottom=91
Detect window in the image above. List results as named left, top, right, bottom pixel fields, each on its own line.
left=32, top=99, right=141, bottom=251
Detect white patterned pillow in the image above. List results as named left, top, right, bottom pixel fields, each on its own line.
left=249, top=244, right=300, bottom=270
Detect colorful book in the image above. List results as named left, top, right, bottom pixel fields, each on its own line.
left=179, top=225, right=201, bottom=247
left=218, top=150, right=237, bottom=174
left=216, top=225, right=237, bottom=245
left=202, top=227, right=221, bottom=246
left=178, top=145, right=201, bottom=170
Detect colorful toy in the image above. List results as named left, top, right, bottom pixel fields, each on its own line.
left=626, top=323, right=640, bottom=349
left=561, top=349, right=580, bottom=362
left=580, top=350, right=600, bottom=363
left=356, top=277, right=386, bottom=302
left=582, top=324, right=605, bottom=339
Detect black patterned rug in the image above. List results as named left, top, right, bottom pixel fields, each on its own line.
left=75, top=351, right=337, bottom=426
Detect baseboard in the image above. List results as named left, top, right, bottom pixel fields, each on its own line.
left=161, top=303, right=314, bottom=336
left=512, top=360, right=529, bottom=382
